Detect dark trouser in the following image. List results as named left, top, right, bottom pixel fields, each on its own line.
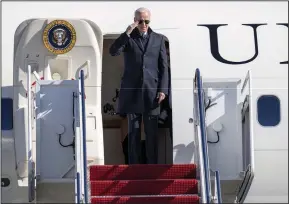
left=122, top=136, right=146, bottom=164
left=127, top=113, right=159, bottom=164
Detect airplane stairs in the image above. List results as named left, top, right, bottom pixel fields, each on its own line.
left=89, top=164, right=200, bottom=204
left=74, top=68, right=222, bottom=204
left=24, top=68, right=220, bottom=203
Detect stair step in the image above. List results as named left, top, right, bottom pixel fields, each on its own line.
left=90, top=179, right=198, bottom=196
left=89, top=164, right=197, bottom=180
left=91, top=195, right=200, bottom=204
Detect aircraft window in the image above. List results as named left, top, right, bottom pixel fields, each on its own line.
left=1, top=98, right=13, bottom=130
left=257, top=95, right=281, bottom=126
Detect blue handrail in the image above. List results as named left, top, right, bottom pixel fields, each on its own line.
left=215, top=170, right=222, bottom=203
left=195, top=68, right=210, bottom=203
left=80, top=70, right=88, bottom=203
left=76, top=172, right=81, bottom=204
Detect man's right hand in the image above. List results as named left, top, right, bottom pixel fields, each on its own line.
left=126, top=21, right=139, bottom=35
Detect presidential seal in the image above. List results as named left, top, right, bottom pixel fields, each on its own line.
left=43, top=20, right=76, bottom=55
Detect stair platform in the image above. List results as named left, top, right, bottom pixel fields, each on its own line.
left=91, top=195, right=200, bottom=204
left=90, top=179, right=198, bottom=196
left=89, top=164, right=199, bottom=204
left=89, top=164, right=197, bottom=180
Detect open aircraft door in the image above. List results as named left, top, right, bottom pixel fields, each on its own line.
left=12, top=19, right=103, bottom=202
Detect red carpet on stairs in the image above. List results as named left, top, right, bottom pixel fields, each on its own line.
left=89, top=164, right=200, bottom=204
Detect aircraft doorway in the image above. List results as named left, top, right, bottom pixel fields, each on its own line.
left=101, top=34, right=173, bottom=165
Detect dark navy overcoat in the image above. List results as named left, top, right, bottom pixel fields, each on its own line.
left=109, top=27, right=169, bottom=115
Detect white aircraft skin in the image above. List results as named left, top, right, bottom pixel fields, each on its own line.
left=1, top=1, right=288, bottom=203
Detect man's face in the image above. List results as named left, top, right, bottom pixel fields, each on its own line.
left=134, top=11, right=150, bottom=33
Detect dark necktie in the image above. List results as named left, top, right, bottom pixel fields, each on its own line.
left=141, top=33, right=148, bottom=47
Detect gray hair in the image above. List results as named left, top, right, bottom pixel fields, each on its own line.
left=134, top=7, right=151, bottom=17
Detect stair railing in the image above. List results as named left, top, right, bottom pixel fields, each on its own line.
left=234, top=70, right=255, bottom=203
left=235, top=164, right=254, bottom=203
left=75, top=70, right=89, bottom=203
left=194, top=68, right=222, bottom=203
left=75, top=87, right=83, bottom=204
left=79, top=70, right=89, bottom=203
left=211, top=169, right=222, bottom=204
left=27, top=65, right=36, bottom=202
left=194, top=68, right=211, bottom=203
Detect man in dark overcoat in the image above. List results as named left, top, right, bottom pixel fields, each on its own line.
left=109, top=7, right=169, bottom=164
